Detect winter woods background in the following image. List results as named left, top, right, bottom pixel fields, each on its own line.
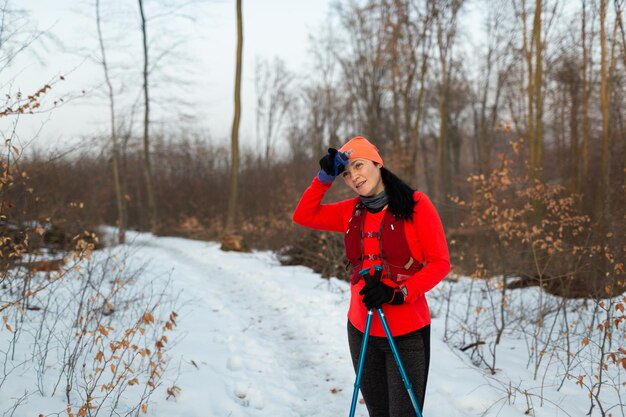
left=1, top=0, right=626, bottom=415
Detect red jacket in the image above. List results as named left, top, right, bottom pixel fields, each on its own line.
left=293, top=177, right=450, bottom=337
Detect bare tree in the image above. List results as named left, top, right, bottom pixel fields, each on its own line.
left=597, top=0, right=619, bottom=222
left=556, top=54, right=582, bottom=192
left=531, top=0, right=544, bottom=177
left=581, top=0, right=592, bottom=188
left=138, top=0, right=158, bottom=234
left=96, top=0, right=126, bottom=244
left=301, top=20, right=346, bottom=155
left=471, top=0, right=511, bottom=177
left=335, top=1, right=388, bottom=143
left=617, top=0, right=626, bottom=191
left=255, top=57, right=293, bottom=163
left=433, top=0, right=463, bottom=206
left=512, top=0, right=544, bottom=178
left=0, top=1, right=52, bottom=75
left=222, top=0, right=244, bottom=251
left=523, top=0, right=539, bottom=176
left=384, top=0, right=434, bottom=184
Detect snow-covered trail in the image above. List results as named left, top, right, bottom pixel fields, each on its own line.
left=130, top=234, right=528, bottom=417
left=0, top=231, right=599, bottom=416
left=135, top=234, right=362, bottom=417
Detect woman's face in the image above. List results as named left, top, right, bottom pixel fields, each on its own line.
left=341, top=158, right=385, bottom=197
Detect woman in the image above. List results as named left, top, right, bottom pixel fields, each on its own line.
left=292, top=136, right=450, bottom=417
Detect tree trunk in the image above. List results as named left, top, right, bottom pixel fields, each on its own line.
left=557, top=87, right=566, bottom=179
left=96, top=0, right=126, bottom=244
left=435, top=39, right=448, bottom=206
left=605, top=4, right=620, bottom=212
left=581, top=0, right=591, bottom=188
left=598, top=0, right=610, bottom=220
left=569, top=72, right=580, bottom=193
left=138, top=0, right=157, bottom=233
left=476, top=41, right=505, bottom=177
left=390, top=56, right=402, bottom=157
left=225, top=0, right=243, bottom=246
left=516, top=0, right=544, bottom=177
left=520, top=0, right=536, bottom=175
left=532, top=0, right=543, bottom=177
left=478, top=52, right=491, bottom=176
left=618, top=0, right=626, bottom=190
left=433, top=0, right=462, bottom=207
left=407, top=23, right=431, bottom=184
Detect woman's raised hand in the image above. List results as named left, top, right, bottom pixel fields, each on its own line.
left=317, top=148, right=349, bottom=184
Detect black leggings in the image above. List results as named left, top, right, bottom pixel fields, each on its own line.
left=347, top=321, right=430, bottom=417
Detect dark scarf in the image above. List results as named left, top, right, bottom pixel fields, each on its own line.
left=360, top=190, right=388, bottom=213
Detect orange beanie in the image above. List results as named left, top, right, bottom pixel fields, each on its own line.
left=338, top=136, right=384, bottom=167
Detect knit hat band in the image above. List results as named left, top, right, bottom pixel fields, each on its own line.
left=338, top=136, right=384, bottom=167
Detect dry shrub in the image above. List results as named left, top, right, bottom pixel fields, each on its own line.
left=159, top=215, right=224, bottom=242
left=450, top=139, right=623, bottom=298
left=15, top=138, right=319, bottom=253
left=1, top=78, right=179, bottom=411
left=278, top=231, right=349, bottom=281
left=220, top=234, right=249, bottom=252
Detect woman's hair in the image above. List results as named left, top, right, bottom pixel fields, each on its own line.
left=380, top=167, right=416, bottom=221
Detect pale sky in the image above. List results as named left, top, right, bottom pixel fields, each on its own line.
left=2, top=0, right=334, bottom=154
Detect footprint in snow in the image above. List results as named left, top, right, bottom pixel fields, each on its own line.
left=227, top=356, right=244, bottom=371
left=233, top=381, right=265, bottom=410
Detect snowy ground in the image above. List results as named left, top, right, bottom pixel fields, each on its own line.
left=1, top=232, right=617, bottom=416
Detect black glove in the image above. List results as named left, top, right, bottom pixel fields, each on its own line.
left=317, top=148, right=349, bottom=184
left=358, top=269, right=404, bottom=310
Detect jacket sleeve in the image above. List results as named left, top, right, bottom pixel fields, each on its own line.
left=403, top=192, right=451, bottom=302
left=292, top=177, right=354, bottom=233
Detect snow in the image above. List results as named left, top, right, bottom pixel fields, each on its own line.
left=0, top=231, right=619, bottom=416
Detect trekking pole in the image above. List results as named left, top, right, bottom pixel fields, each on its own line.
left=349, top=266, right=423, bottom=417
left=348, top=308, right=373, bottom=417
left=348, top=266, right=383, bottom=417
left=376, top=307, right=423, bottom=417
